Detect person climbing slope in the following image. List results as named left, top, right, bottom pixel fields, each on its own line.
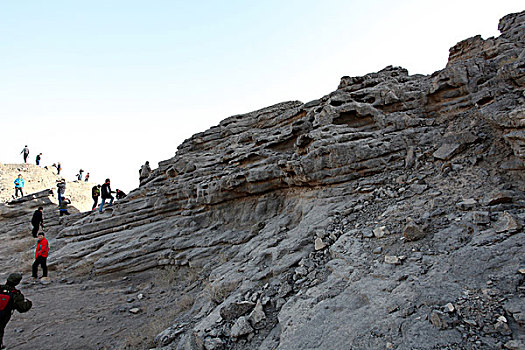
left=59, top=197, right=71, bottom=216
left=0, top=273, right=32, bottom=349
left=92, top=184, right=101, bottom=210
left=56, top=179, right=66, bottom=205
left=31, top=207, right=44, bottom=238
left=99, top=178, right=115, bottom=213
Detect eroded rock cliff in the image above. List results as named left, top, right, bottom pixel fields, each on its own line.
left=1, top=11, right=524, bottom=350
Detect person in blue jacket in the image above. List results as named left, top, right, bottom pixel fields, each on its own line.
left=14, top=174, right=25, bottom=198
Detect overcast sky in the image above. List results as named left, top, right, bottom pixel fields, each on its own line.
left=1, top=0, right=523, bottom=192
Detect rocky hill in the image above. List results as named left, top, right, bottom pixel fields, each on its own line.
left=1, top=11, right=524, bottom=350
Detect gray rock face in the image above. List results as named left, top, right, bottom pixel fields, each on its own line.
left=2, top=11, right=525, bottom=350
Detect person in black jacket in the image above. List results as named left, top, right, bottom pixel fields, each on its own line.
left=116, top=189, right=127, bottom=200
left=99, top=178, right=115, bottom=213
left=30, top=207, right=44, bottom=238
left=56, top=179, right=66, bottom=205
left=0, top=273, right=32, bottom=349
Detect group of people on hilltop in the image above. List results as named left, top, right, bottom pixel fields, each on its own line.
left=76, top=169, right=90, bottom=182
left=21, top=145, right=43, bottom=167
left=20, top=146, right=91, bottom=181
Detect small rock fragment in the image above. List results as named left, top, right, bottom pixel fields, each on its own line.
left=372, top=247, right=383, bottom=254
left=362, top=230, right=374, bottom=238
left=430, top=310, right=448, bottom=329
left=504, top=340, right=524, bottom=350
left=403, top=221, right=426, bottom=241
left=444, top=303, right=455, bottom=313
left=314, top=237, right=327, bottom=250
left=484, top=190, right=514, bottom=205
left=129, top=308, right=140, bottom=314
left=373, top=226, right=389, bottom=238
left=471, top=211, right=490, bottom=225
left=230, top=316, right=254, bottom=338
left=248, top=300, right=266, bottom=328
left=494, top=211, right=522, bottom=233
left=433, top=143, right=463, bottom=160
left=220, top=301, right=255, bottom=322
left=384, top=256, right=400, bottom=265
left=456, top=199, right=477, bottom=210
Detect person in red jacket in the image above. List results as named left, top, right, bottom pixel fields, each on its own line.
left=32, top=233, right=49, bottom=279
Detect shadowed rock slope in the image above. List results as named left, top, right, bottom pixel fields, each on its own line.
left=2, top=11, right=525, bottom=350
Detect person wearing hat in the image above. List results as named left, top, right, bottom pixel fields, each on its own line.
left=0, top=273, right=32, bottom=349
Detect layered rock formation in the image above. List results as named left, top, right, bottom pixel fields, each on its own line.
left=1, top=11, right=525, bottom=350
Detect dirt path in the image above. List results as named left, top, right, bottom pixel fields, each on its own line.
left=3, top=270, right=184, bottom=350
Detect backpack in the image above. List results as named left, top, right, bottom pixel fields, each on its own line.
left=92, top=186, right=100, bottom=197
left=0, top=287, right=15, bottom=317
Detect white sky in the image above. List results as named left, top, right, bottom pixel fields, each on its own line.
left=1, top=1, right=523, bottom=191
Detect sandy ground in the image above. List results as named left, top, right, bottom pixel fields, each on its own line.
left=0, top=163, right=96, bottom=212
left=2, top=265, right=191, bottom=350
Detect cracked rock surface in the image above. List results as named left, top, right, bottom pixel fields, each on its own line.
left=1, top=11, right=525, bottom=350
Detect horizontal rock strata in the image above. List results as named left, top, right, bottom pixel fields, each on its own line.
left=1, top=10, right=525, bottom=350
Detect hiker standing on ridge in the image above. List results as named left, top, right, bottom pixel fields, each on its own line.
left=31, top=207, right=44, bottom=238
left=32, top=233, right=49, bottom=279
left=85, top=173, right=90, bottom=182
left=36, top=153, right=42, bottom=166
left=0, top=273, right=32, bottom=349
left=56, top=179, right=66, bottom=205
left=14, top=174, right=24, bottom=198
left=56, top=162, right=62, bottom=175
left=20, top=146, right=29, bottom=163
left=139, top=161, right=151, bottom=184
left=76, top=169, right=84, bottom=181
left=99, top=178, right=115, bottom=213
left=92, top=184, right=101, bottom=210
